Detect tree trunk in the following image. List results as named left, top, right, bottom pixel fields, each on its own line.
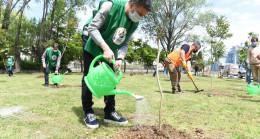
left=14, top=0, right=26, bottom=73
left=39, top=0, right=48, bottom=56
left=2, top=0, right=13, bottom=30
left=80, top=58, right=83, bottom=72
left=47, top=0, right=57, bottom=40
left=146, top=68, right=148, bottom=74
left=123, top=61, right=126, bottom=73
left=0, top=0, right=2, bottom=22
left=39, top=0, right=49, bottom=71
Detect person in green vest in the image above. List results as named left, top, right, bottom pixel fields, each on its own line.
left=41, top=43, right=61, bottom=87
left=81, top=0, right=152, bottom=129
left=5, top=53, right=15, bottom=77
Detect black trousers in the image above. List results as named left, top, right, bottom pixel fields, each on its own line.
left=81, top=35, right=115, bottom=115
left=44, top=66, right=56, bottom=85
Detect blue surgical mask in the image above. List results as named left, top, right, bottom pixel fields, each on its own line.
left=252, top=42, right=257, bottom=46
left=129, top=7, right=142, bottom=22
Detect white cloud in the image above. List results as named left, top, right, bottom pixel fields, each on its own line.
left=236, top=0, right=250, bottom=7
left=212, top=7, right=233, bottom=14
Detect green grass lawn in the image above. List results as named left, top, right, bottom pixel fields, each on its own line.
left=0, top=73, right=259, bottom=138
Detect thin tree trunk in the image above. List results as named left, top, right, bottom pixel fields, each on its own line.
left=14, top=0, right=26, bottom=72
left=80, top=58, right=83, bottom=72
left=2, top=0, right=13, bottom=30
left=156, top=0, right=169, bottom=131
left=123, top=61, right=126, bottom=73
left=0, top=0, right=2, bottom=22
left=39, top=0, right=48, bottom=55
left=47, top=0, right=57, bottom=40
left=210, top=43, right=213, bottom=90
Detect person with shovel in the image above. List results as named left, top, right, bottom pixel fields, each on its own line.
left=5, top=53, right=15, bottom=77
left=81, top=0, right=152, bottom=129
left=164, top=42, right=201, bottom=94
left=41, top=43, right=61, bottom=87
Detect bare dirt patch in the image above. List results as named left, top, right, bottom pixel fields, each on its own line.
left=36, top=75, right=44, bottom=78
left=237, top=96, right=253, bottom=98
left=51, top=85, right=81, bottom=88
left=112, top=124, right=190, bottom=139
left=199, top=90, right=235, bottom=97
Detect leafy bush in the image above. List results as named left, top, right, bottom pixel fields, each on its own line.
left=20, top=61, right=41, bottom=70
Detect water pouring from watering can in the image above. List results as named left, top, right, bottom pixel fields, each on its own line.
left=84, top=55, right=144, bottom=100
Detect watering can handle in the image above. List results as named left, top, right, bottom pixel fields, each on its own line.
left=89, top=55, right=123, bottom=82
left=249, top=82, right=260, bottom=88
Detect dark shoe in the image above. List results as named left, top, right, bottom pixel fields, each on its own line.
left=45, top=84, right=48, bottom=87
left=104, top=112, right=128, bottom=125
left=83, top=113, right=99, bottom=129
left=172, top=90, right=182, bottom=94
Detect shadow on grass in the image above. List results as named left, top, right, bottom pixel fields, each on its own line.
left=242, top=99, right=260, bottom=103
left=0, top=80, right=7, bottom=83
left=155, top=90, right=172, bottom=94
left=72, top=106, right=125, bottom=127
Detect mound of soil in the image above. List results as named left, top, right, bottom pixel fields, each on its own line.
left=36, top=75, right=44, bottom=78
left=199, top=90, right=235, bottom=97
left=237, top=96, right=253, bottom=98
left=113, top=124, right=189, bottom=139
left=51, top=85, right=81, bottom=88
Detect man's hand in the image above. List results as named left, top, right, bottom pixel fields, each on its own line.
left=182, top=61, right=187, bottom=69
left=103, top=49, right=115, bottom=63
left=187, top=72, right=193, bottom=79
left=256, top=54, right=260, bottom=60
left=43, top=63, right=46, bottom=68
left=55, top=70, right=58, bottom=74
left=100, top=42, right=115, bottom=63
left=115, top=59, right=123, bottom=70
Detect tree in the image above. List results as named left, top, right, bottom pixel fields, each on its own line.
left=237, top=32, right=259, bottom=65
left=14, top=0, right=28, bottom=72
left=141, top=0, right=214, bottom=52
left=124, top=39, right=140, bottom=72
left=2, top=0, right=31, bottom=30
left=136, top=41, right=157, bottom=74
left=206, top=15, right=232, bottom=90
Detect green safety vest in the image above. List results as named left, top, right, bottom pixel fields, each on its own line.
left=45, top=47, right=61, bottom=68
left=83, top=0, right=139, bottom=59
left=6, top=56, right=14, bottom=66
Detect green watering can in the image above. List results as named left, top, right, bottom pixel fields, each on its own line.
left=50, top=71, right=68, bottom=84
left=84, top=55, right=143, bottom=100
left=245, top=82, right=260, bottom=95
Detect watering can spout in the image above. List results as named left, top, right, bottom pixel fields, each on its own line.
left=109, top=89, right=144, bottom=100
left=61, top=71, right=68, bottom=80
left=109, top=89, right=133, bottom=96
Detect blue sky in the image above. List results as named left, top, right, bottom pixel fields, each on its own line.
left=23, top=0, right=260, bottom=51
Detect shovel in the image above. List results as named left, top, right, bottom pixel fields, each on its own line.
left=180, top=60, right=204, bottom=93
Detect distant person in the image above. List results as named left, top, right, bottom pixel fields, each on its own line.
left=238, top=65, right=246, bottom=79
left=163, top=61, right=169, bottom=78
left=195, top=64, right=199, bottom=76
left=152, top=58, right=157, bottom=77
left=5, top=53, right=15, bottom=77
left=81, top=0, right=152, bottom=129
left=246, top=37, right=259, bottom=83
left=165, top=42, right=201, bottom=94
left=41, top=43, right=61, bottom=87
